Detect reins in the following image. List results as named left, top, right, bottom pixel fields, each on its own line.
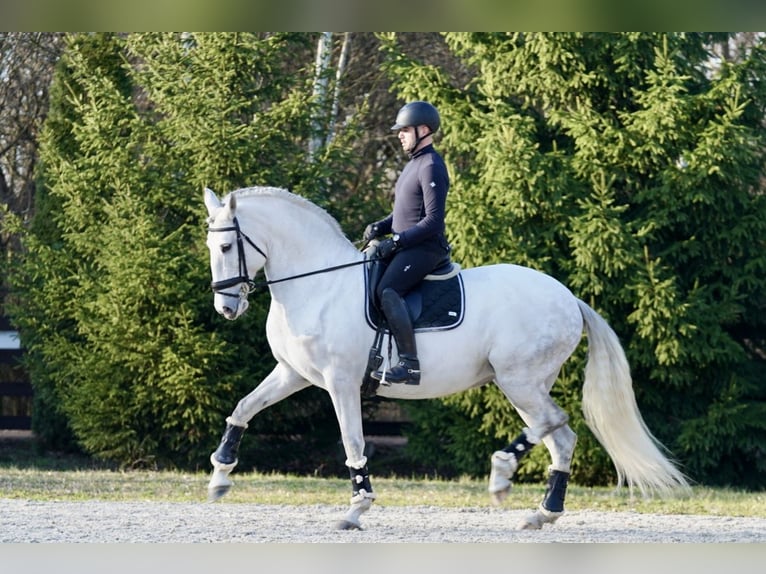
left=250, top=257, right=375, bottom=290
left=208, top=218, right=377, bottom=297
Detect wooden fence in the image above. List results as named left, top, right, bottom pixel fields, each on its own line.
left=0, top=315, right=32, bottom=430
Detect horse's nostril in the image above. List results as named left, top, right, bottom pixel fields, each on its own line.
left=222, top=306, right=233, bottom=316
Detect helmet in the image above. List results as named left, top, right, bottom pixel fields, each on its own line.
left=391, top=101, right=440, bottom=133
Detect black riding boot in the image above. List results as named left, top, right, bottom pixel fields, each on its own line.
left=372, top=288, right=420, bottom=385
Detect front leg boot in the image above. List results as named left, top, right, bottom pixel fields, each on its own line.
left=212, top=417, right=247, bottom=467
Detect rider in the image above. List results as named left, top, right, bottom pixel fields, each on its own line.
left=363, top=100, right=451, bottom=385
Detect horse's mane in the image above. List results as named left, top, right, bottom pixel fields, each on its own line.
left=230, top=186, right=346, bottom=238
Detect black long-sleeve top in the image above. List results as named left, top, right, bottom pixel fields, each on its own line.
left=375, top=144, right=449, bottom=249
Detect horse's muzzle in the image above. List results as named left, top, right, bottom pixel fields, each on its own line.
left=214, top=285, right=250, bottom=320
left=220, top=297, right=249, bottom=320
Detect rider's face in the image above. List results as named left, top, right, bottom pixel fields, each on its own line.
left=398, top=126, right=418, bottom=153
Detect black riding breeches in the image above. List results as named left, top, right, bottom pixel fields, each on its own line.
left=375, top=238, right=449, bottom=301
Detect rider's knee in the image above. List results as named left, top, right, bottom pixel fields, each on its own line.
left=376, top=285, right=402, bottom=304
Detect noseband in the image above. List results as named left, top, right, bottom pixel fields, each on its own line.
left=207, top=217, right=267, bottom=301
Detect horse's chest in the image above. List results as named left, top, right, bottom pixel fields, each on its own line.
left=266, top=308, right=336, bottom=363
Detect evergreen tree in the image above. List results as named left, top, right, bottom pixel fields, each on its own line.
left=380, top=32, right=766, bottom=487
left=6, top=32, right=766, bottom=486
left=7, top=33, right=363, bottom=468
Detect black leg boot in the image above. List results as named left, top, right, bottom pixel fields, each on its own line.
left=541, top=468, right=570, bottom=514
left=371, top=288, right=420, bottom=385
left=212, top=417, right=247, bottom=466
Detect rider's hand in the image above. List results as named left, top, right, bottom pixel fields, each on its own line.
left=376, top=237, right=399, bottom=259
left=363, top=223, right=381, bottom=242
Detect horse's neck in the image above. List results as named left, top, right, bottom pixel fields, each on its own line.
left=239, top=196, right=361, bottom=283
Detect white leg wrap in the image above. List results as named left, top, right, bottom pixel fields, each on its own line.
left=345, top=455, right=367, bottom=469
left=225, top=415, right=248, bottom=429
left=350, top=488, right=377, bottom=504
left=209, top=452, right=237, bottom=472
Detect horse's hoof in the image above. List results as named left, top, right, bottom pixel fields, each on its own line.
left=517, top=521, right=542, bottom=530
left=489, top=486, right=510, bottom=506
left=517, top=511, right=546, bottom=530
left=335, top=520, right=363, bottom=531
left=516, top=517, right=543, bottom=530
left=207, top=484, right=231, bottom=502
left=516, top=508, right=562, bottom=530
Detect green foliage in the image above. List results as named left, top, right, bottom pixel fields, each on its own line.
left=5, top=33, right=766, bottom=488
left=7, top=33, right=362, bottom=468
left=380, top=32, right=766, bottom=488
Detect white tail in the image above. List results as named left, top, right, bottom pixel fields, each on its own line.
left=577, top=300, right=690, bottom=496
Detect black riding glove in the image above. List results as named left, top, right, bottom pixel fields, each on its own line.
left=376, top=237, right=399, bottom=259
left=363, top=223, right=382, bottom=242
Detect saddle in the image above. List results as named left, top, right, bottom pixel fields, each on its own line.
left=361, top=244, right=465, bottom=397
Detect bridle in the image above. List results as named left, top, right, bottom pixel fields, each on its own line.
left=207, top=217, right=378, bottom=301
left=207, top=217, right=267, bottom=301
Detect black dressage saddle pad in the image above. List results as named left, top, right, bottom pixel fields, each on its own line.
left=364, top=260, right=465, bottom=332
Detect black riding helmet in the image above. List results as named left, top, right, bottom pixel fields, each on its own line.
left=391, top=101, right=440, bottom=156
left=391, top=101, right=441, bottom=133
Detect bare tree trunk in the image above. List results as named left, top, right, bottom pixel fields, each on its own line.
left=309, top=32, right=333, bottom=160
left=326, top=32, right=351, bottom=147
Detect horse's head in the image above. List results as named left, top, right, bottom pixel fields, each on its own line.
left=204, top=188, right=266, bottom=320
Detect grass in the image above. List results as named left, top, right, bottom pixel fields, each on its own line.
left=1, top=435, right=764, bottom=516
left=1, top=466, right=764, bottom=517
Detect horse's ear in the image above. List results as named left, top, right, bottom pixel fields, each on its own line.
left=223, top=192, right=237, bottom=218
left=204, top=187, right=222, bottom=216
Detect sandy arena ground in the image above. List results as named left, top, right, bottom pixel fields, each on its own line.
left=2, top=498, right=765, bottom=543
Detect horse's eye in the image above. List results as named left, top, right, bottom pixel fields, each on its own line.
left=221, top=243, right=232, bottom=253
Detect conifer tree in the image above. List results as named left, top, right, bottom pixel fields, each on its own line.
left=381, top=32, right=766, bottom=486
left=8, top=33, right=358, bottom=467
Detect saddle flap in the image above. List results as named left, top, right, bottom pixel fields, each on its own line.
left=365, top=262, right=465, bottom=333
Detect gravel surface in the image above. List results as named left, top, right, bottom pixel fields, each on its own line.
left=2, top=498, right=764, bottom=543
